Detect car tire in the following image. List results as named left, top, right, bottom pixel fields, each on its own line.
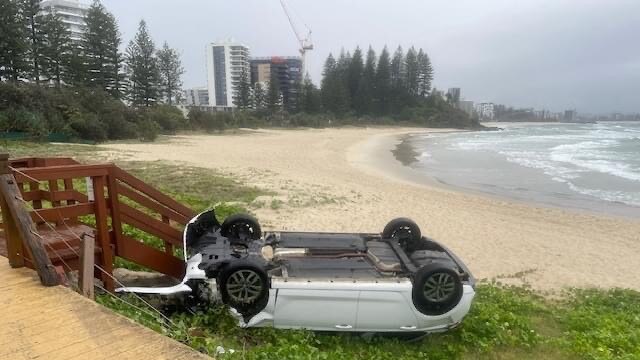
left=412, top=263, right=463, bottom=316
left=217, top=260, right=269, bottom=316
left=221, top=213, right=262, bottom=240
left=382, top=218, right=422, bottom=252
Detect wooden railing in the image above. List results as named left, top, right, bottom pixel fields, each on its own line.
left=0, top=157, right=196, bottom=291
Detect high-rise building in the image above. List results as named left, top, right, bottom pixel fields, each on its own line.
left=563, top=110, right=577, bottom=122
left=183, top=87, right=209, bottom=107
left=205, top=40, right=250, bottom=107
left=474, top=102, right=495, bottom=120
left=40, top=0, right=89, bottom=42
left=249, top=56, right=302, bottom=109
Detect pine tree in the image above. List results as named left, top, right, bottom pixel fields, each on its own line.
left=375, top=46, right=391, bottom=115
left=353, top=46, right=376, bottom=115
left=417, top=49, right=434, bottom=97
left=320, top=53, right=349, bottom=115
left=125, top=20, right=159, bottom=107
left=253, top=82, right=266, bottom=111
left=266, top=72, right=282, bottom=113
left=390, top=46, right=405, bottom=88
left=157, top=41, right=184, bottom=105
left=84, top=1, right=122, bottom=96
left=233, top=66, right=252, bottom=110
left=390, top=45, right=408, bottom=112
left=65, top=44, right=87, bottom=87
left=22, top=0, right=45, bottom=84
left=405, top=46, right=419, bottom=96
left=298, top=74, right=321, bottom=113
left=346, top=46, right=363, bottom=106
left=39, top=11, right=71, bottom=87
left=0, top=0, right=29, bottom=82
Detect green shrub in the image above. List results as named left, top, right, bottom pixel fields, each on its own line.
left=137, top=116, right=161, bottom=142
left=558, top=288, right=640, bottom=360
left=147, top=105, right=186, bottom=133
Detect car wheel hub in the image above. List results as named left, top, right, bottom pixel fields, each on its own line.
left=423, top=272, right=455, bottom=302
left=227, top=269, right=262, bottom=304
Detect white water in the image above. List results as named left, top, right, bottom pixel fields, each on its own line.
left=408, top=122, right=640, bottom=215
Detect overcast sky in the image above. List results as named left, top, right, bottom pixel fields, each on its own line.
left=100, top=0, right=640, bottom=114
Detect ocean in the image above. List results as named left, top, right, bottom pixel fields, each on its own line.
left=401, top=122, right=640, bottom=217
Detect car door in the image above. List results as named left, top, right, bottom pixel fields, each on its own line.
left=273, top=289, right=359, bottom=331
left=356, top=291, right=419, bottom=331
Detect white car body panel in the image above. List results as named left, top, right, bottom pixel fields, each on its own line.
left=237, top=278, right=475, bottom=332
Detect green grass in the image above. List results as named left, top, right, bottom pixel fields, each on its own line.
left=98, top=283, right=640, bottom=360
left=5, top=140, right=640, bottom=359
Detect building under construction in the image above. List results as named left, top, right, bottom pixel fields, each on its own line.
left=250, top=56, right=302, bottom=110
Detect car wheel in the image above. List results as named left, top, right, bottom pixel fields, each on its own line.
left=382, top=218, right=422, bottom=252
left=221, top=213, right=262, bottom=240
left=218, top=260, right=269, bottom=316
left=412, top=263, right=463, bottom=316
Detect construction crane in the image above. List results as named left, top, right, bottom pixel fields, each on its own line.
left=279, top=0, right=313, bottom=77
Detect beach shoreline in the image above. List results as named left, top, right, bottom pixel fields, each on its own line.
left=101, top=127, right=640, bottom=292
left=366, top=130, right=640, bottom=220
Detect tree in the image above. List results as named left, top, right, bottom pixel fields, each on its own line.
left=390, top=46, right=405, bottom=88
left=232, top=66, right=252, bottom=110
left=84, top=1, right=122, bottom=97
left=125, top=20, right=159, bottom=107
left=405, top=46, right=419, bottom=96
left=353, top=46, right=376, bottom=115
left=346, top=46, right=363, bottom=104
left=156, top=41, right=184, bottom=105
left=22, top=0, right=45, bottom=84
left=320, top=53, right=349, bottom=115
left=253, top=82, right=266, bottom=111
left=0, top=0, right=29, bottom=82
left=390, top=46, right=408, bottom=112
left=375, top=46, right=391, bottom=115
left=39, top=12, right=71, bottom=88
left=298, top=74, right=321, bottom=114
left=265, top=72, right=282, bottom=113
left=417, top=49, right=434, bottom=97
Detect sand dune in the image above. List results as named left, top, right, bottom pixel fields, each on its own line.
left=102, top=128, right=640, bottom=292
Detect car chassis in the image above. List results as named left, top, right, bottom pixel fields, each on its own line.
left=117, top=210, right=476, bottom=333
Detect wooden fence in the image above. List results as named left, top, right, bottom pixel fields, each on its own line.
left=0, top=156, right=196, bottom=291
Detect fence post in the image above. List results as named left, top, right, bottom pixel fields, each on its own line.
left=92, top=175, right=114, bottom=291
left=0, top=154, right=24, bottom=268
left=0, top=154, right=58, bottom=286
left=78, top=234, right=95, bottom=299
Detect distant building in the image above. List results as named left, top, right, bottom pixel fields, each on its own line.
left=458, top=100, right=474, bottom=116
left=183, top=87, right=209, bottom=107
left=206, top=40, right=250, bottom=107
left=250, top=56, right=302, bottom=109
left=40, top=0, right=88, bottom=42
left=563, top=110, right=577, bottom=122
left=475, top=102, right=495, bottom=120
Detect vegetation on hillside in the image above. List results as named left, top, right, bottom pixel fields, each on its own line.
left=1, top=0, right=478, bottom=143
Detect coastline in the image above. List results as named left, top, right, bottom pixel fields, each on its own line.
left=366, top=130, right=640, bottom=220
left=102, top=127, right=640, bottom=292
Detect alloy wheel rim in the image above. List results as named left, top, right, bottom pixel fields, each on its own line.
left=226, top=269, right=262, bottom=304
left=423, top=272, right=455, bottom=302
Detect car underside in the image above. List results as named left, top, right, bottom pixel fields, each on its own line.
left=118, top=210, right=476, bottom=333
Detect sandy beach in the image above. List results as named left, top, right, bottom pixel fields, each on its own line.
left=102, top=128, right=640, bottom=292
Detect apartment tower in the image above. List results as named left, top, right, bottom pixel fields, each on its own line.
left=206, top=40, right=250, bottom=107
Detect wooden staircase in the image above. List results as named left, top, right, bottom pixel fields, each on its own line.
left=0, top=157, right=196, bottom=291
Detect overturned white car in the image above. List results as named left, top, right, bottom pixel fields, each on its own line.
left=118, top=210, right=475, bottom=333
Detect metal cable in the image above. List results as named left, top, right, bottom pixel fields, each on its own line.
left=7, top=168, right=184, bottom=332
left=33, top=231, right=178, bottom=332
